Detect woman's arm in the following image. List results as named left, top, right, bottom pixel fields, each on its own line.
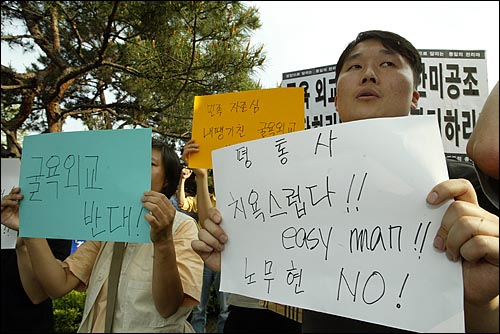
left=3, top=187, right=79, bottom=301
left=177, top=168, right=192, bottom=209
left=142, top=190, right=184, bottom=317
left=23, top=237, right=81, bottom=299
left=194, top=169, right=213, bottom=228
left=16, top=237, right=49, bottom=304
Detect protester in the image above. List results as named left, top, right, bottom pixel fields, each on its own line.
left=466, top=81, right=499, bottom=208
left=176, top=167, right=203, bottom=221
left=191, top=30, right=499, bottom=333
left=171, top=167, right=199, bottom=221
left=174, top=159, right=229, bottom=333
left=183, top=139, right=301, bottom=333
left=1, top=146, right=72, bottom=333
left=2, top=137, right=203, bottom=332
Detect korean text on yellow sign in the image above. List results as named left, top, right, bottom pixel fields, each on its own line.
left=190, top=87, right=305, bottom=168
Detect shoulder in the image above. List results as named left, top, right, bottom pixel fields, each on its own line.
left=173, top=211, right=198, bottom=232
left=446, top=158, right=477, bottom=181
left=174, top=210, right=196, bottom=223
left=67, top=240, right=102, bottom=259
left=446, top=158, right=499, bottom=215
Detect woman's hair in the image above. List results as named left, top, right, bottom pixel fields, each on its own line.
left=152, top=138, right=181, bottom=198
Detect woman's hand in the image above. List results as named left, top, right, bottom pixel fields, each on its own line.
left=142, top=190, right=176, bottom=244
left=1, top=187, right=23, bottom=231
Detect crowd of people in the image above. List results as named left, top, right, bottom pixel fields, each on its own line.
left=1, top=29, right=498, bottom=333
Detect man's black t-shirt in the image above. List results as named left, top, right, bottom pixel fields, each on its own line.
left=1, top=238, right=72, bottom=333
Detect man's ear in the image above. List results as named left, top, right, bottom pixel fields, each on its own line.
left=411, top=90, right=420, bottom=110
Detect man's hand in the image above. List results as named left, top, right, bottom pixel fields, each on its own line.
left=428, top=178, right=499, bottom=305
left=191, top=207, right=227, bottom=272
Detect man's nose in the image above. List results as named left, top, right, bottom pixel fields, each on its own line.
left=361, top=67, right=378, bottom=84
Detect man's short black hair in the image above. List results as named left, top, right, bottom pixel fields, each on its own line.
left=335, top=30, right=423, bottom=89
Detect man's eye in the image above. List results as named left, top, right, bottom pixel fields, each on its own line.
left=381, top=61, right=394, bottom=67
left=347, top=64, right=362, bottom=71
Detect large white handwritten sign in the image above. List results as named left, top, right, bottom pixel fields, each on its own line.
left=212, top=116, right=464, bottom=332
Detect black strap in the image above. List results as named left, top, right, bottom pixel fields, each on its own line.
left=104, top=242, right=125, bottom=333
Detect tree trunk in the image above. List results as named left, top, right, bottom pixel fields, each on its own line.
left=47, top=101, right=63, bottom=133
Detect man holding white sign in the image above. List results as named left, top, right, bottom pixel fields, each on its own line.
left=192, top=30, right=498, bottom=333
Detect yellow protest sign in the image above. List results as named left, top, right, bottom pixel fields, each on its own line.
left=190, top=87, right=304, bottom=168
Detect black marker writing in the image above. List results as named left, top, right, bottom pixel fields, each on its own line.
left=85, top=155, right=102, bottom=190
left=346, top=172, right=367, bottom=213
left=349, top=225, right=402, bottom=253
left=414, top=221, right=432, bottom=259
left=248, top=189, right=265, bottom=223
left=275, top=137, right=289, bottom=165
left=306, top=175, right=336, bottom=207
left=337, top=268, right=385, bottom=305
left=84, top=201, right=144, bottom=238
left=281, top=226, right=333, bottom=260
left=229, top=192, right=247, bottom=219
left=314, top=129, right=338, bottom=157
left=63, top=154, right=80, bottom=195
left=282, top=185, right=307, bottom=219
left=244, top=257, right=256, bottom=285
left=25, top=154, right=103, bottom=201
left=236, top=146, right=252, bottom=168
left=264, top=260, right=274, bottom=293
left=286, top=260, right=304, bottom=294
left=269, top=190, right=287, bottom=218
left=396, top=273, right=410, bottom=309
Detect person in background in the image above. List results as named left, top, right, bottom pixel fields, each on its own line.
left=466, top=81, right=499, bottom=209
left=180, top=144, right=229, bottom=333
left=191, top=30, right=499, bottom=333
left=183, top=139, right=301, bottom=333
left=171, top=167, right=199, bottom=221
left=1, top=138, right=203, bottom=332
left=1, top=145, right=72, bottom=333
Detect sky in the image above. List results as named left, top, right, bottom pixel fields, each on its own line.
left=246, top=1, right=499, bottom=92
left=2, top=1, right=499, bottom=131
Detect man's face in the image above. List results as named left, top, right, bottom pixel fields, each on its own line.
left=335, top=39, right=419, bottom=122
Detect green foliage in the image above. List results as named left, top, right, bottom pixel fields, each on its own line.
left=50, top=284, right=223, bottom=332
left=1, top=1, right=267, bottom=151
left=53, top=290, right=86, bottom=333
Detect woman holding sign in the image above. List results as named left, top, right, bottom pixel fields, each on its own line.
left=2, top=138, right=203, bottom=333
